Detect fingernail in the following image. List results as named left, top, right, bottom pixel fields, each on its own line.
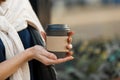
left=71, top=56, right=74, bottom=59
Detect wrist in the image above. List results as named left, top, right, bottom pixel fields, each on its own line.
left=23, top=48, right=34, bottom=61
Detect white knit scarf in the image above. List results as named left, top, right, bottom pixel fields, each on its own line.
left=0, top=0, right=44, bottom=80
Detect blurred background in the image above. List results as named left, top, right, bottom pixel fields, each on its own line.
left=51, top=0, right=120, bottom=80
left=30, top=0, right=120, bottom=80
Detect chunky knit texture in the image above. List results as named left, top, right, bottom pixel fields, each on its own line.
left=0, top=0, right=44, bottom=80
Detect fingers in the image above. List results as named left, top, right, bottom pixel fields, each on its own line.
left=52, top=56, right=74, bottom=64
left=67, top=37, right=72, bottom=43
left=66, top=31, right=74, bottom=57
left=45, top=56, right=74, bottom=65
left=66, top=51, right=74, bottom=56
left=37, top=46, right=57, bottom=60
left=40, top=31, right=46, bottom=41
left=31, top=45, right=74, bottom=66
left=41, top=51, right=74, bottom=65
left=33, top=45, right=57, bottom=60
left=66, top=44, right=73, bottom=50
left=43, top=52, right=57, bottom=60
left=36, top=54, right=74, bottom=65
left=67, top=31, right=74, bottom=43
left=67, top=31, right=74, bottom=37
left=35, top=54, right=55, bottom=65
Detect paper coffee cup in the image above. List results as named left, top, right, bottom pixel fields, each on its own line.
left=46, top=24, right=70, bottom=58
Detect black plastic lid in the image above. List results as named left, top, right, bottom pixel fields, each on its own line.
left=46, top=24, right=70, bottom=32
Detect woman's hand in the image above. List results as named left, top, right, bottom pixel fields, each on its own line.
left=32, top=31, right=74, bottom=65
left=27, top=45, right=74, bottom=65
left=66, top=31, right=74, bottom=56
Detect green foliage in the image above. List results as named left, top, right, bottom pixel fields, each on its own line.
left=56, top=38, right=120, bottom=80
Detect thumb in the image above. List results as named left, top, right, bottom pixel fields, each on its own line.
left=41, top=31, right=46, bottom=41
